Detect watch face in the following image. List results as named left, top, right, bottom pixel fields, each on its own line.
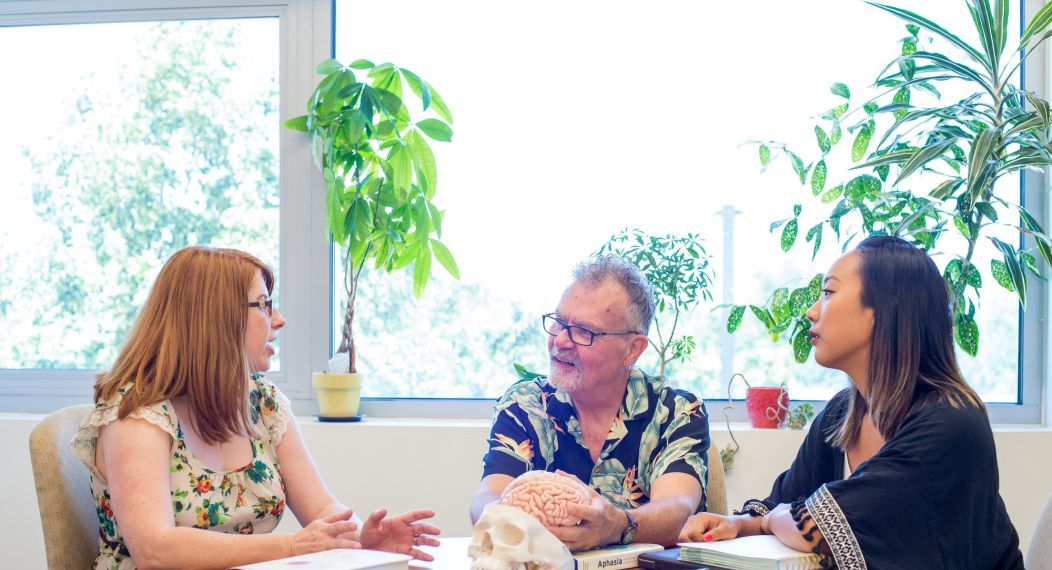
left=621, top=510, right=638, bottom=544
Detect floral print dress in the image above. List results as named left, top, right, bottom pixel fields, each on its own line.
left=73, top=374, right=290, bottom=570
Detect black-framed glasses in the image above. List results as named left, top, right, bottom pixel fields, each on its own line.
left=248, top=298, right=275, bottom=317
left=542, top=313, right=641, bottom=347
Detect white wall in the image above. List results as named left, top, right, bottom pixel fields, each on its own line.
left=9, top=415, right=1051, bottom=568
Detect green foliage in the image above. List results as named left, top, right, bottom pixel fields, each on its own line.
left=785, top=402, right=816, bottom=429
left=285, top=58, right=457, bottom=370
left=728, top=274, right=822, bottom=364
left=740, top=0, right=1052, bottom=358
left=5, top=22, right=278, bottom=368
left=597, top=229, right=715, bottom=377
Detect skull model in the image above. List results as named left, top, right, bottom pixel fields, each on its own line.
left=468, top=504, right=574, bottom=570
left=499, top=470, right=592, bottom=526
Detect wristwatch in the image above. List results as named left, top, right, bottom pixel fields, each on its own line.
left=619, top=509, right=638, bottom=545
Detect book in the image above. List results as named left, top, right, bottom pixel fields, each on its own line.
left=232, top=548, right=410, bottom=570
left=573, top=543, right=664, bottom=570
left=678, top=535, right=824, bottom=570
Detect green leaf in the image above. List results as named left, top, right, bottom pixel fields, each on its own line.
left=908, top=51, right=993, bottom=93
left=781, top=219, right=799, bottom=252
left=749, top=305, right=776, bottom=329
left=1025, top=91, right=1051, bottom=127
left=789, top=288, right=809, bottom=316
left=815, top=126, right=831, bottom=154
left=806, top=273, right=823, bottom=304
left=425, top=82, right=454, bottom=124
left=727, top=305, right=746, bottom=334
left=1022, top=252, right=1041, bottom=278
left=866, top=3, right=991, bottom=72
left=830, top=82, right=851, bottom=99
left=930, top=179, right=963, bottom=200
left=792, top=326, right=813, bottom=363
left=811, top=160, right=827, bottom=196
left=830, top=123, right=843, bottom=145
left=282, top=115, right=308, bottom=132
left=400, top=68, right=432, bottom=111
left=1018, top=208, right=1052, bottom=266
left=976, top=201, right=998, bottom=222
left=821, top=184, right=843, bottom=204
left=793, top=204, right=802, bottom=217
left=894, top=139, right=957, bottom=186
left=786, top=150, right=808, bottom=184
left=992, top=237, right=1027, bottom=308
left=954, top=316, right=980, bottom=356
left=892, top=87, right=911, bottom=120
left=416, top=118, right=453, bottom=142
left=430, top=238, right=460, bottom=279
left=349, top=59, right=375, bottom=70
left=406, top=130, right=438, bottom=199
left=759, top=144, right=771, bottom=168
left=831, top=103, right=849, bottom=118
left=846, top=175, right=881, bottom=199
left=412, top=241, right=433, bottom=298
left=851, top=124, right=873, bottom=162
left=991, top=259, right=1016, bottom=291
left=966, top=127, right=1001, bottom=205
left=316, top=59, right=344, bottom=75
left=805, top=222, right=823, bottom=260
left=863, top=102, right=879, bottom=115
left=1021, top=0, right=1052, bottom=47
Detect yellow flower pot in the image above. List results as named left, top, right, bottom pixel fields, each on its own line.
left=312, top=372, right=362, bottom=419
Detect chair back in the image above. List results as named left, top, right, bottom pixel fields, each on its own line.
left=29, top=404, right=98, bottom=570
left=705, top=443, right=728, bottom=515
left=1028, top=492, right=1052, bottom=570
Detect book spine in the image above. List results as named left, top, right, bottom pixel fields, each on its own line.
left=575, top=555, right=638, bottom=570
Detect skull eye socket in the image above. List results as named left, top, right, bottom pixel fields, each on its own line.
left=492, top=521, right=526, bottom=547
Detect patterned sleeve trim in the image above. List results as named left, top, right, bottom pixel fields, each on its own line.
left=735, top=499, right=771, bottom=517
left=806, top=484, right=867, bottom=570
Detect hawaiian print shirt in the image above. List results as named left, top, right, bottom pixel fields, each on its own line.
left=73, top=373, right=290, bottom=570
left=482, top=368, right=710, bottom=510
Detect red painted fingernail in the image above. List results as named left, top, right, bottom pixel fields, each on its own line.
left=703, top=533, right=713, bottom=542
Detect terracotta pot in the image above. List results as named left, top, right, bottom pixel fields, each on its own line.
left=312, top=372, right=362, bottom=418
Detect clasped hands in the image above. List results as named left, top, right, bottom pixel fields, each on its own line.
left=292, top=508, right=441, bottom=561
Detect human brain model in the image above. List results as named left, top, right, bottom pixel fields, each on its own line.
left=498, top=470, right=591, bottom=526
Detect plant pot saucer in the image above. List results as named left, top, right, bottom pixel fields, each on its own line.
left=317, top=415, right=365, bottom=423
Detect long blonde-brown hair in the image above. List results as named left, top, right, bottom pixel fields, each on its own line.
left=829, top=236, right=983, bottom=450
left=95, top=246, right=274, bottom=445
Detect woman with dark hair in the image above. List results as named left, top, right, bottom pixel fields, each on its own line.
left=680, top=236, right=1023, bottom=569
left=75, top=246, right=440, bottom=569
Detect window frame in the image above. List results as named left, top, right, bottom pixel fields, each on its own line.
left=0, top=0, right=1045, bottom=424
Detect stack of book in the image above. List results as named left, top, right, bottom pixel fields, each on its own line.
left=678, top=535, right=825, bottom=570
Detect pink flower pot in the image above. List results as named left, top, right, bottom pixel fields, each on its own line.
left=746, top=386, right=789, bottom=429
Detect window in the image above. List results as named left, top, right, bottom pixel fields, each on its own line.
left=333, top=0, right=1043, bottom=422
left=0, top=0, right=329, bottom=411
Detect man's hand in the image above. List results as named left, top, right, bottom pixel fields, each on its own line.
left=545, top=484, right=626, bottom=552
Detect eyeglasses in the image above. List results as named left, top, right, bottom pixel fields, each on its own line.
left=542, top=313, right=641, bottom=347
left=248, top=298, right=275, bottom=317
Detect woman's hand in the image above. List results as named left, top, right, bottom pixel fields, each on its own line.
left=359, top=508, right=442, bottom=561
left=290, top=508, right=362, bottom=555
left=678, top=513, right=741, bottom=543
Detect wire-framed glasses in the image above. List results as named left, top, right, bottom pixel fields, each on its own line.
left=248, top=298, right=275, bottom=317
left=541, top=313, right=641, bottom=347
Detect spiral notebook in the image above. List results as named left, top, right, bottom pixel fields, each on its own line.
left=678, top=535, right=824, bottom=570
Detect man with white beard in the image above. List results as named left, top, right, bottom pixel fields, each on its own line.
left=469, top=255, right=711, bottom=552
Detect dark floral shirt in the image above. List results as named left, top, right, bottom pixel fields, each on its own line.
left=73, top=373, right=290, bottom=570
left=482, top=368, right=710, bottom=510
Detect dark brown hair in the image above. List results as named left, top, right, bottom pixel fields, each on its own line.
left=94, top=246, right=274, bottom=445
left=830, top=235, right=983, bottom=450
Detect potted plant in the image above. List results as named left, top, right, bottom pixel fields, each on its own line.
left=730, top=0, right=1052, bottom=362
left=597, top=228, right=714, bottom=377
left=285, top=58, right=459, bottom=417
